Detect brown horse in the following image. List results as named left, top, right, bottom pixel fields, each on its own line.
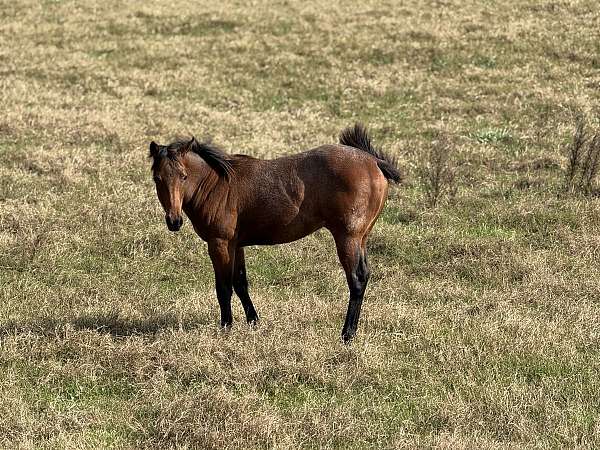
left=149, top=123, right=401, bottom=342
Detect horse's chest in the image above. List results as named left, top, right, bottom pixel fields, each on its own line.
left=188, top=208, right=236, bottom=242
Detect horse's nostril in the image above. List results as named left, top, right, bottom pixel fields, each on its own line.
left=165, top=215, right=183, bottom=231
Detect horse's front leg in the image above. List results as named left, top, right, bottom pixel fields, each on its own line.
left=233, top=247, right=259, bottom=325
left=208, top=238, right=236, bottom=328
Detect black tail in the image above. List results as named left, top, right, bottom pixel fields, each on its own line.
left=339, top=123, right=402, bottom=184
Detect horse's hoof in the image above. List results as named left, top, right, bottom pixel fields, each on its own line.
left=247, top=318, right=259, bottom=328
left=341, top=330, right=356, bottom=344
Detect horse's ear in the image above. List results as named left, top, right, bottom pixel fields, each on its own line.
left=182, top=136, right=196, bottom=154
left=149, top=141, right=159, bottom=158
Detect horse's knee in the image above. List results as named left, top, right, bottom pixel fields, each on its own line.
left=232, top=275, right=247, bottom=292
left=216, top=282, right=233, bottom=301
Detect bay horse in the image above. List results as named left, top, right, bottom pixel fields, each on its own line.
left=149, top=123, right=401, bottom=342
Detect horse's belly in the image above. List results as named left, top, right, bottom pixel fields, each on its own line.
left=238, top=217, right=324, bottom=246
left=238, top=176, right=323, bottom=245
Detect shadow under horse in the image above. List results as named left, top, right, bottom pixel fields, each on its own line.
left=149, top=123, right=401, bottom=342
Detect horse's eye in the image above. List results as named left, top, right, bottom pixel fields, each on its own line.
left=182, top=174, right=188, bottom=181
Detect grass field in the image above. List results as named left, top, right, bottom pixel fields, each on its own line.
left=2, top=0, right=600, bottom=448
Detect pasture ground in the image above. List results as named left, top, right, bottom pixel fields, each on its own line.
left=1, top=0, right=600, bottom=448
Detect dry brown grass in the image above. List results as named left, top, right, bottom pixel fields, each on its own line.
left=2, top=0, right=600, bottom=448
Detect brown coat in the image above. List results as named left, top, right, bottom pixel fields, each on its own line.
left=149, top=123, right=401, bottom=342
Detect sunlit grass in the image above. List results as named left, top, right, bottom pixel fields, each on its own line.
left=1, top=0, right=600, bottom=448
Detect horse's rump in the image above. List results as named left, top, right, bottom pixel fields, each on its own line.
left=339, top=123, right=402, bottom=184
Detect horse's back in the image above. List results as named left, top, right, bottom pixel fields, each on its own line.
left=233, top=144, right=388, bottom=244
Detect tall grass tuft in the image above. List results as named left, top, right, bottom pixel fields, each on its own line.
left=418, top=133, right=456, bottom=207
left=565, top=115, right=600, bottom=194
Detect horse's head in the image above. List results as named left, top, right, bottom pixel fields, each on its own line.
left=149, top=137, right=195, bottom=232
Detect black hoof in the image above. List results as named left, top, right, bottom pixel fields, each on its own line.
left=341, top=329, right=356, bottom=344
left=246, top=310, right=259, bottom=325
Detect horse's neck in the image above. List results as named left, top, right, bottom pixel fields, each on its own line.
left=182, top=153, right=227, bottom=217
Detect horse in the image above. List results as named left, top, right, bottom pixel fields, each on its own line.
left=148, top=123, right=401, bottom=342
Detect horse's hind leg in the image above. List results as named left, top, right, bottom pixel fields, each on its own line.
left=233, top=247, right=259, bottom=325
left=334, top=233, right=370, bottom=343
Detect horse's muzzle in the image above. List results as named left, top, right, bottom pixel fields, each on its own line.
left=165, top=215, right=183, bottom=232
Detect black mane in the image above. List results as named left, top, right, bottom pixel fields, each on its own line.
left=151, top=137, right=234, bottom=180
